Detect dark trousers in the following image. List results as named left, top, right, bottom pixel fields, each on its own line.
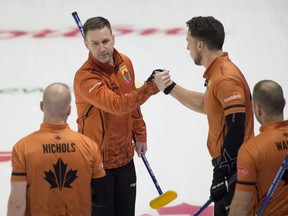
left=92, top=159, right=136, bottom=216
left=214, top=187, right=235, bottom=216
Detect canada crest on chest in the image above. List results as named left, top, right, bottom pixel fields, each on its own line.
left=119, top=65, right=131, bottom=83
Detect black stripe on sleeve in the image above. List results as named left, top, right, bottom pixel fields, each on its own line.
left=237, top=180, right=256, bottom=186
left=224, top=104, right=245, bottom=111
left=12, top=172, right=26, bottom=176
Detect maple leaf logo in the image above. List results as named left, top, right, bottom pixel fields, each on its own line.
left=54, top=135, right=61, bottom=140
left=44, top=158, right=78, bottom=190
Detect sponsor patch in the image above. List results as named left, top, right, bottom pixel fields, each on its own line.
left=120, top=65, right=131, bottom=82
left=224, top=94, right=242, bottom=103
left=237, top=166, right=248, bottom=175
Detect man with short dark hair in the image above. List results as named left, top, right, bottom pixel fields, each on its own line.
left=153, top=16, right=254, bottom=215
left=74, top=16, right=160, bottom=216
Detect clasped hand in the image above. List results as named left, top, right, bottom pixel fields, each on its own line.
left=146, top=69, right=173, bottom=92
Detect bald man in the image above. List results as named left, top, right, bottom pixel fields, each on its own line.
left=7, top=83, right=109, bottom=216
left=229, top=80, right=288, bottom=215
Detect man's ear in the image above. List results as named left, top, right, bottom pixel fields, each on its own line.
left=67, top=105, right=71, bottom=116
left=40, top=101, right=44, bottom=112
left=112, top=34, right=115, bottom=44
left=255, top=103, right=262, bottom=117
left=197, top=41, right=204, bottom=50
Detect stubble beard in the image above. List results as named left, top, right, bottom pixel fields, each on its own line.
left=193, top=52, right=202, bottom=66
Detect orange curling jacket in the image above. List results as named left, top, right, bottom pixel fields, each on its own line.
left=74, top=49, right=159, bottom=169
left=203, top=52, right=254, bottom=158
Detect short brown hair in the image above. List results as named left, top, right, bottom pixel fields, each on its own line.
left=83, top=17, right=112, bottom=39
left=186, top=16, right=225, bottom=50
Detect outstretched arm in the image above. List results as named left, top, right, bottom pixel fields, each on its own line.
left=170, top=85, right=206, bottom=114
left=153, top=71, right=206, bottom=114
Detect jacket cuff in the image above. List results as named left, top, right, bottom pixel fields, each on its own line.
left=147, top=82, right=160, bottom=95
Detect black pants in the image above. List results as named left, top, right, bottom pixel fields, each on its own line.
left=92, top=159, right=136, bottom=216
left=214, top=186, right=235, bottom=216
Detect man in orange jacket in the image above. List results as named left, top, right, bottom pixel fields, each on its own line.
left=73, top=16, right=160, bottom=216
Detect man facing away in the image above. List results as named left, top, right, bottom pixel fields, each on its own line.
left=229, top=80, right=288, bottom=215
left=7, top=82, right=109, bottom=216
left=153, top=16, right=254, bottom=215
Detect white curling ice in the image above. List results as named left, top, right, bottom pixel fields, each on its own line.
left=0, top=0, right=288, bottom=215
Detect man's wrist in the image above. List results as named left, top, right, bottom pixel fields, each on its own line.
left=164, top=82, right=176, bottom=95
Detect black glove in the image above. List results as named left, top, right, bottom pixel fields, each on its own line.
left=145, top=69, right=176, bottom=94
left=210, top=166, right=229, bottom=202
left=145, top=69, right=163, bottom=83
left=282, top=169, right=288, bottom=185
